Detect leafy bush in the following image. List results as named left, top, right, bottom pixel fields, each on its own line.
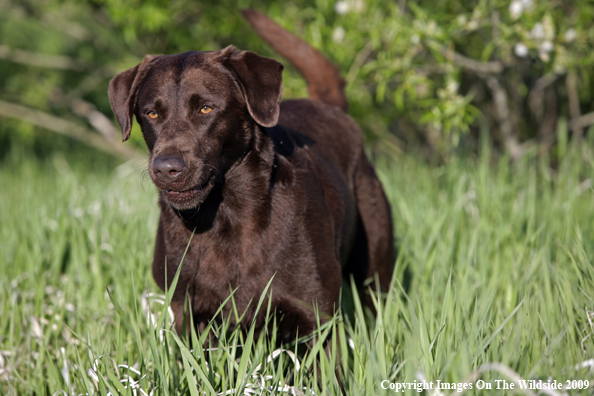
left=1, top=0, right=594, bottom=160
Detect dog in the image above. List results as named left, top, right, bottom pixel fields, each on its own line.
left=108, top=10, right=394, bottom=341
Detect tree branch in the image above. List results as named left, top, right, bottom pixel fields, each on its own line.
left=566, top=71, right=583, bottom=141
left=528, top=74, right=557, bottom=121
left=70, top=99, right=119, bottom=143
left=432, top=43, right=506, bottom=74
left=486, top=77, right=525, bottom=160
left=0, top=45, right=88, bottom=71
left=569, top=112, right=594, bottom=133
left=0, top=99, right=143, bottom=160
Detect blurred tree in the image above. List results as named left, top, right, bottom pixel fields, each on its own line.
left=1, top=0, right=593, bottom=161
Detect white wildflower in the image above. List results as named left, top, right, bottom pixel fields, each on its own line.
left=100, top=242, right=113, bottom=252
left=542, top=15, right=555, bottom=40
left=509, top=0, right=523, bottom=19
left=538, top=50, right=550, bottom=62
left=427, top=20, right=438, bottom=35
left=334, top=1, right=349, bottom=15
left=353, top=0, right=364, bottom=12
left=530, top=22, right=545, bottom=40
left=446, top=81, right=459, bottom=95
left=539, top=41, right=553, bottom=53
left=514, top=43, right=529, bottom=57
left=564, top=28, right=577, bottom=42
left=30, top=317, right=43, bottom=339
left=47, top=219, right=59, bottom=231
left=332, top=26, right=346, bottom=43
left=411, top=34, right=420, bottom=44
left=520, top=0, right=533, bottom=9
left=466, top=20, right=479, bottom=30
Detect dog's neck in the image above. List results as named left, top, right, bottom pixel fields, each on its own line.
left=168, top=124, right=276, bottom=235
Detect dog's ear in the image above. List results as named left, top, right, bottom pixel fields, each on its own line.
left=108, top=56, right=158, bottom=142
left=223, top=46, right=284, bottom=127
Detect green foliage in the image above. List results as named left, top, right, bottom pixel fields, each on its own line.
left=2, top=138, right=594, bottom=394
left=3, top=1, right=594, bottom=393
left=2, top=0, right=594, bottom=159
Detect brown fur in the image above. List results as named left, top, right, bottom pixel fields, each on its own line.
left=108, top=10, right=394, bottom=340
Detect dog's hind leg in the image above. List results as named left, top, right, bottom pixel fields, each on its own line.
left=345, top=153, right=395, bottom=301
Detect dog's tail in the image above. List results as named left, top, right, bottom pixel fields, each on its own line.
left=242, top=9, right=348, bottom=112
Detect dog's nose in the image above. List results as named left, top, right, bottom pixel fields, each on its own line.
left=153, top=156, right=185, bottom=181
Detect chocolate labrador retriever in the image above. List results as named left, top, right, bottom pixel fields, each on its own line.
left=108, top=10, right=394, bottom=340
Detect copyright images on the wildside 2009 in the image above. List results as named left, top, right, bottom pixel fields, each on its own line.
left=380, top=378, right=590, bottom=392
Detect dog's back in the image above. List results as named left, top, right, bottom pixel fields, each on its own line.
left=244, top=10, right=395, bottom=296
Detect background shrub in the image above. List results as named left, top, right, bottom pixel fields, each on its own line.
left=1, top=0, right=594, bottom=161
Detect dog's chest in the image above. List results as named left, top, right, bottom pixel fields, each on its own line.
left=163, top=223, right=275, bottom=305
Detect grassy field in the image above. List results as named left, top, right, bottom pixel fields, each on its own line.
left=2, top=134, right=594, bottom=395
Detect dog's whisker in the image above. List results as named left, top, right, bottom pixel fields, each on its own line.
left=199, top=163, right=223, bottom=179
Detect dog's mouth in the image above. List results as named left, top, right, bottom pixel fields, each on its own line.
left=160, top=176, right=216, bottom=210
left=166, top=186, right=202, bottom=197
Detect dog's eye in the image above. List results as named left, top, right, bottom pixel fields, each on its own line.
left=147, top=111, right=159, bottom=119
left=200, top=106, right=213, bottom=114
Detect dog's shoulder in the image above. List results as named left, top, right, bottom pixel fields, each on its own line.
left=266, top=123, right=315, bottom=157
left=274, top=99, right=364, bottom=174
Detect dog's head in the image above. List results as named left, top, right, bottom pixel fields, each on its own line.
left=108, top=46, right=283, bottom=210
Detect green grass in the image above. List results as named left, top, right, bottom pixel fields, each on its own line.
left=2, top=137, right=594, bottom=395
